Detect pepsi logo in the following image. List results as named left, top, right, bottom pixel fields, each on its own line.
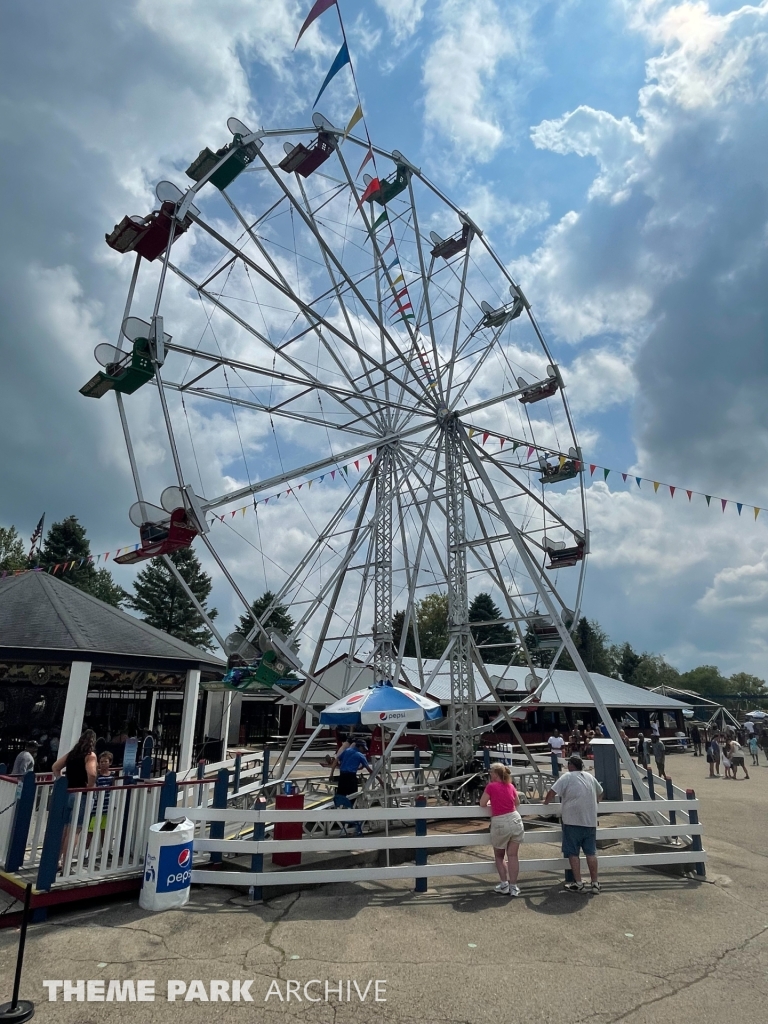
left=177, top=847, right=191, bottom=868
left=379, top=712, right=387, bottom=720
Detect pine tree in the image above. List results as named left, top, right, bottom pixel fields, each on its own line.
left=558, top=617, right=613, bottom=675
left=0, top=526, right=28, bottom=571
left=127, top=547, right=217, bottom=650
left=469, top=592, right=517, bottom=664
left=40, top=515, right=125, bottom=607
left=235, top=590, right=297, bottom=644
left=392, top=593, right=449, bottom=660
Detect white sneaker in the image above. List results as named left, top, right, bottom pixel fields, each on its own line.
left=494, top=881, right=510, bottom=894
left=508, top=884, right=521, bottom=897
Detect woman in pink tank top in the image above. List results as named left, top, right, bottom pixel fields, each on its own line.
left=480, top=763, right=525, bottom=896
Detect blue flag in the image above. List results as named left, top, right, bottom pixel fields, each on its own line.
left=314, top=42, right=350, bottom=107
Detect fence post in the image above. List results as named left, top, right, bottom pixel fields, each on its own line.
left=209, top=769, right=229, bottom=866
left=687, top=788, right=706, bottom=878
left=233, top=754, right=242, bottom=795
left=414, top=796, right=428, bottom=893
left=5, top=772, right=37, bottom=872
left=665, top=777, right=676, bottom=825
left=251, top=797, right=267, bottom=903
left=158, top=772, right=178, bottom=821
left=646, top=767, right=656, bottom=800
left=36, top=777, right=69, bottom=893
left=261, top=747, right=270, bottom=787
left=140, top=756, right=152, bottom=780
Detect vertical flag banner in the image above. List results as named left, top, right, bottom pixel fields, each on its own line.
left=314, top=42, right=350, bottom=107
left=295, top=0, right=337, bottom=48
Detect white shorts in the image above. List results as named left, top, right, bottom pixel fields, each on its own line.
left=489, top=811, right=524, bottom=849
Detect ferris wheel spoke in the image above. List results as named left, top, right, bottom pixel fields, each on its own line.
left=405, top=178, right=444, bottom=406
left=253, top=149, right=437, bottom=411
left=220, top=189, right=388, bottom=434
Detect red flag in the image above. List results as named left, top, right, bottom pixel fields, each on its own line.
left=354, top=459, right=360, bottom=471
left=388, top=286, right=409, bottom=303
left=686, top=490, right=692, bottom=501
left=499, top=438, right=505, bottom=449
left=669, top=486, right=675, bottom=498
left=104, top=553, right=110, bottom=562
left=367, top=453, right=373, bottom=463
left=527, top=446, right=535, bottom=459
left=295, top=0, right=337, bottom=48
left=482, top=432, right=489, bottom=445
left=589, top=464, right=597, bottom=476
left=357, top=147, right=374, bottom=177
left=231, top=510, right=236, bottom=518
left=360, top=177, right=381, bottom=203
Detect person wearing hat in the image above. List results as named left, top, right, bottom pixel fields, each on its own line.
left=333, top=736, right=372, bottom=799
left=543, top=753, right=603, bottom=894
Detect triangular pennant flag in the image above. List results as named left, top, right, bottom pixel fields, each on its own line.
left=669, top=486, right=675, bottom=498
left=755, top=507, right=760, bottom=520
left=482, top=432, right=489, bottom=445
left=389, top=286, right=409, bottom=303
left=705, top=495, right=712, bottom=506
left=134, top=543, right=139, bottom=551
left=286, top=488, right=292, bottom=496
left=603, top=468, right=610, bottom=481
left=97, top=554, right=102, bottom=563
left=342, top=465, right=349, bottom=475
left=116, top=549, right=122, bottom=558
left=331, top=470, right=336, bottom=480
left=241, top=507, right=246, bottom=515
left=622, top=473, right=627, bottom=482
left=392, top=302, right=413, bottom=314
left=295, top=0, right=337, bottom=48
left=512, top=442, right=521, bottom=451
left=737, top=502, right=743, bottom=515
left=653, top=481, right=660, bottom=493
left=320, top=475, right=325, bottom=482
left=468, top=428, right=475, bottom=438
left=313, top=42, right=350, bottom=107
left=78, top=558, right=84, bottom=567
left=344, top=102, right=363, bottom=139
left=721, top=499, right=727, bottom=512
left=53, top=564, right=60, bottom=574
left=386, top=256, right=400, bottom=270
left=636, top=477, right=642, bottom=487
left=527, top=446, right=535, bottom=459
left=104, top=553, right=110, bottom=561
left=354, top=460, right=360, bottom=471
left=392, top=273, right=404, bottom=286
left=371, top=210, right=389, bottom=232
left=357, top=147, right=374, bottom=177
left=380, top=237, right=395, bottom=256
left=360, top=177, right=381, bottom=203
left=231, top=510, right=236, bottom=518
left=367, top=454, right=373, bottom=463
left=265, top=497, right=269, bottom=504
left=589, top=464, right=597, bottom=476
left=499, top=438, right=505, bottom=449
left=308, top=479, right=313, bottom=488
left=298, top=483, right=303, bottom=489
left=686, top=490, right=692, bottom=501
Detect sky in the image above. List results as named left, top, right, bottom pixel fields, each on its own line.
left=1, top=0, right=767, bottom=677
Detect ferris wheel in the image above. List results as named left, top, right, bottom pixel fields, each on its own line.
left=82, top=113, right=590, bottom=769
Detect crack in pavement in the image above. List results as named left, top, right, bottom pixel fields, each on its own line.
left=261, top=893, right=302, bottom=980
left=577, top=923, right=768, bottom=1024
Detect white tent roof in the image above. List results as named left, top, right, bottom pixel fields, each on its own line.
left=305, top=655, right=691, bottom=710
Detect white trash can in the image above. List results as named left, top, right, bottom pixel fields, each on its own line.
left=139, top=817, right=194, bottom=911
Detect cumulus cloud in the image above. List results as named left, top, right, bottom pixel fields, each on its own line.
left=374, top=0, right=427, bottom=44
left=422, top=0, right=522, bottom=161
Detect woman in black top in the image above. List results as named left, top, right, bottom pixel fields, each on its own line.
left=53, top=730, right=98, bottom=866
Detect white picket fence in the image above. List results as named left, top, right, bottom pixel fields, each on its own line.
left=181, top=797, right=706, bottom=890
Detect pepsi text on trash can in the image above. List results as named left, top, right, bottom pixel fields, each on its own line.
left=157, top=841, right=193, bottom=892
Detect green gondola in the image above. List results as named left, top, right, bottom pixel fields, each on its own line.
left=371, top=164, right=411, bottom=206
left=186, top=134, right=261, bottom=191
left=80, top=337, right=155, bottom=400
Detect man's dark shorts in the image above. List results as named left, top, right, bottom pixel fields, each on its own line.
left=561, top=823, right=597, bottom=858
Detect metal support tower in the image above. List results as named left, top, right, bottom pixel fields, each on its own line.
left=444, top=413, right=476, bottom=766
left=372, top=444, right=394, bottom=684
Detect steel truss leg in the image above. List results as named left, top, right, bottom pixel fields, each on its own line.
left=373, top=444, right=395, bottom=684
left=444, top=416, right=476, bottom=768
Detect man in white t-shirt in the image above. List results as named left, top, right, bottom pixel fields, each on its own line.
left=11, top=741, right=38, bottom=775
left=543, top=754, right=604, bottom=894
left=547, top=730, right=565, bottom=777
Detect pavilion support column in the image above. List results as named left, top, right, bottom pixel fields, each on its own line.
left=60, top=660, right=91, bottom=755
left=178, top=668, right=201, bottom=772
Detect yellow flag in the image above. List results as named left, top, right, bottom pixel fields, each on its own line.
left=558, top=456, right=567, bottom=469
left=755, top=507, right=761, bottom=520
left=344, top=103, right=363, bottom=139
left=653, top=481, right=660, bottom=493
left=392, top=273, right=404, bottom=286
left=468, top=428, right=475, bottom=438
left=241, top=507, right=246, bottom=516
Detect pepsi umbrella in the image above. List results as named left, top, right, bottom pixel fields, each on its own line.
left=320, top=681, right=444, bottom=726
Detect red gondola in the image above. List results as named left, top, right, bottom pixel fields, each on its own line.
left=105, top=202, right=193, bottom=262
left=114, top=507, right=198, bottom=565
left=545, top=536, right=586, bottom=570
left=279, top=132, right=336, bottom=178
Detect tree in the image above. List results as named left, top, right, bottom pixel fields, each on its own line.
left=392, top=593, right=449, bottom=660
left=727, top=672, right=768, bottom=698
left=39, top=515, right=125, bottom=607
left=558, top=617, right=613, bottom=675
left=0, top=526, right=27, bottom=571
left=678, top=664, right=727, bottom=698
left=469, top=592, right=517, bottom=664
left=127, top=547, right=218, bottom=650
left=610, top=641, right=642, bottom=683
left=631, top=653, right=680, bottom=691
left=235, top=590, right=297, bottom=644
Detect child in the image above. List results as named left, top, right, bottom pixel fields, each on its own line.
left=749, top=734, right=760, bottom=766
left=721, top=740, right=732, bottom=780
left=88, top=751, right=115, bottom=851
